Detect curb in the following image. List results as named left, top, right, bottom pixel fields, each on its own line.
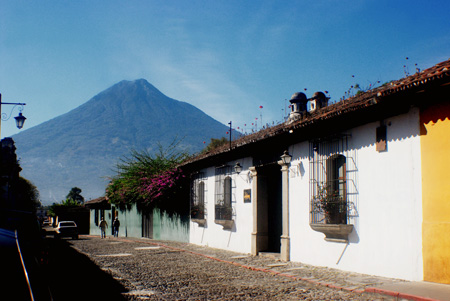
left=84, top=236, right=439, bottom=301
left=364, top=287, right=439, bottom=301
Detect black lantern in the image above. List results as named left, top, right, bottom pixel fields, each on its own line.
left=14, top=112, right=26, bottom=129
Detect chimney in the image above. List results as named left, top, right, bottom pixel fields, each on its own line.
left=309, top=92, right=329, bottom=112
left=287, top=92, right=307, bottom=122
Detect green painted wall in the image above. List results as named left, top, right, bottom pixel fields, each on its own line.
left=153, top=208, right=189, bottom=243
left=88, top=204, right=189, bottom=243
left=89, top=210, right=101, bottom=236
left=119, top=205, right=142, bottom=238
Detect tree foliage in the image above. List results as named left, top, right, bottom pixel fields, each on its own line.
left=66, top=187, right=84, bottom=204
left=48, top=187, right=84, bottom=217
left=16, top=177, right=41, bottom=214
left=106, top=141, right=189, bottom=210
left=201, top=137, right=229, bottom=153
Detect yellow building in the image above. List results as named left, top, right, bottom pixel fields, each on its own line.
left=421, top=98, right=450, bottom=284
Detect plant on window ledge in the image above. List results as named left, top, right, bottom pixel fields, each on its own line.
left=312, top=184, right=347, bottom=224
left=191, top=205, right=205, bottom=219
left=215, top=200, right=232, bottom=221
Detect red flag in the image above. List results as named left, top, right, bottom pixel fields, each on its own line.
left=259, top=105, right=263, bottom=109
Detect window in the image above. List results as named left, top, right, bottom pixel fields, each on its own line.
left=309, top=134, right=357, bottom=241
left=191, top=172, right=206, bottom=220
left=95, top=209, right=99, bottom=226
left=95, top=209, right=105, bottom=226
left=310, top=134, right=357, bottom=226
left=325, top=154, right=347, bottom=224
left=215, top=165, right=233, bottom=221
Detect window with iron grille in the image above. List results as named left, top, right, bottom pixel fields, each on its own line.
left=310, top=134, right=358, bottom=225
left=215, top=165, right=233, bottom=220
left=191, top=172, right=206, bottom=219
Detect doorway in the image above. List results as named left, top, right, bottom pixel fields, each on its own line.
left=257, top=163, right=282, bottom=253
left=142, top=211, right=153, bottom=239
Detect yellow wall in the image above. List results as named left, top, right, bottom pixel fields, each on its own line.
left=421, top=101, right=450, bottom=284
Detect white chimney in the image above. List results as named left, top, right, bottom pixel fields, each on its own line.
left=287, top=92, right=307, bottom=122
left=309, top=92, right=328, bottom=112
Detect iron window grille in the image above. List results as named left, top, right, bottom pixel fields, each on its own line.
left=309, top=134, right=358, bottom=225
left=191, top=172, right=206, bottom=219
left=215, top=165, right=234, bottom=221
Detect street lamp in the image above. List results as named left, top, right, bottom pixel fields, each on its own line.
left=14, top=113, right=26, bottom=129
left=234, top=162, right=243, bottom=174
left=0, top=93, right=27, bottom=137
left=280, top=150, right=292, bottom=165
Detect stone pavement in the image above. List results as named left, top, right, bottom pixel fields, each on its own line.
left=102, top=236, right=450, bottom=301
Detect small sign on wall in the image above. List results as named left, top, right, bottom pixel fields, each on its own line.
left=244, top=189, right=251, bottom=203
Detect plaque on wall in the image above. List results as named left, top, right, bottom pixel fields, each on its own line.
left=244, top=189, right=251, bottom=203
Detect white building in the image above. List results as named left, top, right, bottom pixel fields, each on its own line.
left=183, top=58, right=450, bottom=283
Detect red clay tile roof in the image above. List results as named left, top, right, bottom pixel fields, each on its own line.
left=85, top=196, right=107, bottom=205
left=183, top=58, right=450, bottom=165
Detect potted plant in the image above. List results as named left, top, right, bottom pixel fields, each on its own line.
left=214, top=199, right=234, bottom=229
left=312, top=184, right=347, bottom=224
left=311, top=183, right=353, bottom=242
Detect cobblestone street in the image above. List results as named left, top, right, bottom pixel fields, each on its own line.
left=66, top=236, right=401, bottom=300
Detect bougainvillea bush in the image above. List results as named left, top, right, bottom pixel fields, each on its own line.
left=106, top=142, right=189, bottom=210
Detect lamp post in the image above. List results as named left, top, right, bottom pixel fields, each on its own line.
left=0, top=93, right=27, bottom=138
left=228, top=121, right=232, bottom=150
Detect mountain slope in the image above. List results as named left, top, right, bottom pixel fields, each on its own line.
left=13, top=79, right=229, bottom=204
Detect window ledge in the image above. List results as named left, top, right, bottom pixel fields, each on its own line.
left=192, top=218, right=207, bottom=227
left=215, top=219, right=234, bottom=230
left=310, top=224, right=353, bottom=243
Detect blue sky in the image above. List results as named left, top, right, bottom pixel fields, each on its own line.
left=1, top=0, right=449, bottom=138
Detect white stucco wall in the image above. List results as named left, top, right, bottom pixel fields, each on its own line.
left=189, top=157, right=254, bottom=254
left=288, top=108, right=423, bottom=281
left=189, top=108, right=423, bottom=280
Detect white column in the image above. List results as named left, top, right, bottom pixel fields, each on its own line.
left=278, top=161, right=290, bottom=261
left=250, top=166, right=259, bottom=255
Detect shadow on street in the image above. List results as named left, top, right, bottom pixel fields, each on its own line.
left=45, top=237, right=127, bottom=301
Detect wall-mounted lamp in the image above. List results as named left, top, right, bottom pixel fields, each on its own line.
left=14, top=112, right=26, bottom=129
left=1, top=93, right=27, bottom=137
left=280, top=150, right=292, bottom=165
left=234, top=162, right=243, bottom=173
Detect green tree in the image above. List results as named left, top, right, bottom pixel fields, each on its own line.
left=66, top=187, right=84, bottom=204
left=201, top=137, right=229, bottom=153
left=16, top=177, right=41, bottom=214
left=48, top=187, right=84, bottom=217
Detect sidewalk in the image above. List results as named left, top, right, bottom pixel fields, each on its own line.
left=109, top=236, right=450, bottom=301
left=367, top=282, right=450, bottom=301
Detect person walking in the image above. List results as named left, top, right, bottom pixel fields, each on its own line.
left=99, top=218, right=108, bottom=238
left=113, top=217, right=120, bottom=237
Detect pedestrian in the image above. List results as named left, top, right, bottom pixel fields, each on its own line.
left=113, top=217, right=120, bottom=237
left=99, top=218, right=108, bottom=238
